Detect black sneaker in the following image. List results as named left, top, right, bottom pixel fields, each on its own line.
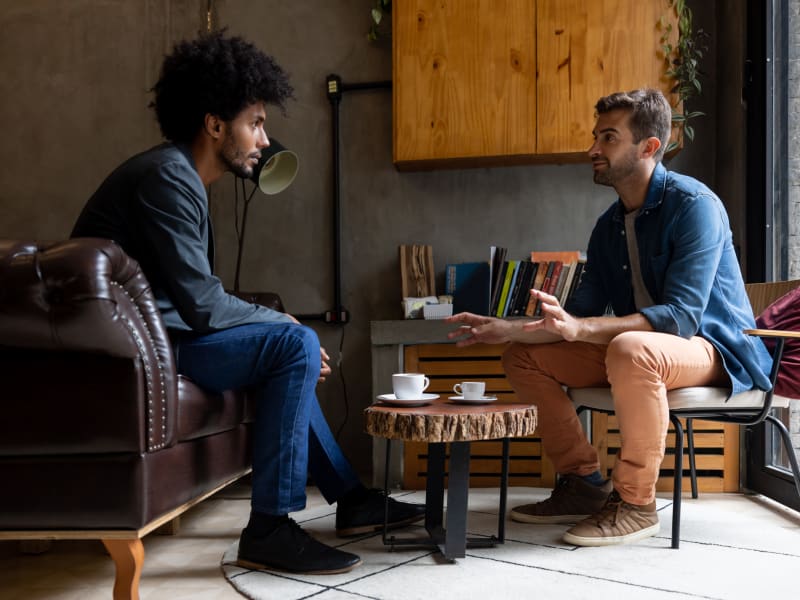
left=336, top=488, right=426, bottom=537
left=236, top=519, right=361, bottom=574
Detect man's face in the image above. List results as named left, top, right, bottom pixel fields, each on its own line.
left=587, top=108, right=642, bottom=187
left=220, top=102, right=269, bottom=179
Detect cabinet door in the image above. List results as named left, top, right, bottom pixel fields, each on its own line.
left=536, top=0, right=677, bottom=158
left=393, top=0, right=537, bottom=169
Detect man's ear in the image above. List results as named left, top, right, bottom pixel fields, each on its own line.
left=204, top=114, right=224, bottom=139
left=641, top=136, right=662, bottom=159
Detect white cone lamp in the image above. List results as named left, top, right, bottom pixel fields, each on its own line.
left=233, top=138, right=299, bottom=292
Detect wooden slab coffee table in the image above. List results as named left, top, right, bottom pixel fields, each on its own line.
left=365, top=399, right=537, bottom=560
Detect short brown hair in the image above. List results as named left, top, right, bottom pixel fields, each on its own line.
left=595, top=89, right=672, bottom=161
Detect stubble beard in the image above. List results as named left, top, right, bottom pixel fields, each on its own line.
left=221, top=133, right=256, bottom=179
left=592, top=149, right=639, bottom=188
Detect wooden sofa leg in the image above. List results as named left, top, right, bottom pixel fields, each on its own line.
left=102, top=538, right=144, bottom=600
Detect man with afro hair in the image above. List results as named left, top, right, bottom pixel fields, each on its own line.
left=72, top=30, right=424, bottom=575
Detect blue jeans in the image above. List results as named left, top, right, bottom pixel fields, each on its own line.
left=172, top=322, right=361, bottom=514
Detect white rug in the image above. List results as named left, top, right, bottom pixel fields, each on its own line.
left=219, top=490, right=738, bottom=600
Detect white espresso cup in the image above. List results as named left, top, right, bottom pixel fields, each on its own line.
left=453, top=381, right=486, bottom=400
left=392, top=373, right=430, bottom=399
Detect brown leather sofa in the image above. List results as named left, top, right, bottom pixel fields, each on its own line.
left=0, top=238, right=255, bottom=599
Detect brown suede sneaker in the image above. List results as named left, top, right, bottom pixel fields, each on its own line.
left=562, top=490, right=660, bottom=547
left=510, top=474, right=613, bottom=524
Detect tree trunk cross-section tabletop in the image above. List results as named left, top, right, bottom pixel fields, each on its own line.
left=365, top=400, right=537, bottom=443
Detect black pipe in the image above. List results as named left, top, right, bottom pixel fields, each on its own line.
left=299, top=75, right=390, bottom=324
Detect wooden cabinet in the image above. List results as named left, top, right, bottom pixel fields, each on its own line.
left=393, top=0, right=677, bottom=169
left=393, top=0, right=537, bottom=169
left=536, top=0, right=676, bottom=157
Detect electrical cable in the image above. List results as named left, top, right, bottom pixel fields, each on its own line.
left=335, top=325, right=348, bottom=441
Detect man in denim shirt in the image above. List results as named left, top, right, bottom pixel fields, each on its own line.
left=446, top=89, right=772, bottom=546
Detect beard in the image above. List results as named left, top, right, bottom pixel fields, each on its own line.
left=592, top=147, right=639, bottom=187
left=221, top=133, right=258, bottom=179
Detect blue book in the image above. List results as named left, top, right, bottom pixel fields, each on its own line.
left=446, top=262, right=491, bottom=315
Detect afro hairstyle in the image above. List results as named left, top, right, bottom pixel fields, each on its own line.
left=150, top=30, right=294, bottom=144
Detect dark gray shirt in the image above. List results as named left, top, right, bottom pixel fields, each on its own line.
left=72, top=143, right=291, bottom=332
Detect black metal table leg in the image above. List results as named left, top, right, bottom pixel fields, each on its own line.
left=381, top=438, right=504, bottom=559
left=425, top=443, right=446, bottom=534
left=498, top=437, right=510, bottom=543
left=443, top=441, right=470, bottom=559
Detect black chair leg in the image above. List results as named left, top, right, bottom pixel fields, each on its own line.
left=686, top=418, right=698, bottom=499
left=669, top=413, right=684, bottom=549
left=765, top=415, right=800, bottom=497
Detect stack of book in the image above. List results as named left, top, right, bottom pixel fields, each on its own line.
left=489, top=249, right=586, bottom=318
left=446, top=247, right=586, bottom=318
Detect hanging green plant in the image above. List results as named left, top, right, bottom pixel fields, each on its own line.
left=661, top=0, right=710, bottom=153
left=368, top=0, right=391, bottom=42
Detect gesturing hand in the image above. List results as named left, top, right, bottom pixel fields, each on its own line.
left=444, top=312, right=514, bottom=347
left=521, top=290, right=582, bottom=341
left=318, top=346, right=332, bottom=383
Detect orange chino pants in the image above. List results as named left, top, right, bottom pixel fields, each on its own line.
left=502, top=331, right=729, bottom=505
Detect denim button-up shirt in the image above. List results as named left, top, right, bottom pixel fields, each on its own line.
left=565, top=163, right=772, bottom=395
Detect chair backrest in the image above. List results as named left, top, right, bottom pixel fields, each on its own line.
left=745, top=280, right=800, bottom=316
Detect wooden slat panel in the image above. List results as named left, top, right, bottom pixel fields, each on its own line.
left=414, top=343, right=509, bottom=358
left=428, top=378, right=516, bottom=392
left=606, top=415, right=729, bottom=431
left=472, top=440, right=542, bottom=454
left=656, top=477, right=724, bottom=493
left=607, top=433, right=726, bottom=449
left=418, top=360, right=508, bottom=376
left=603, top=454, right=728, bottom=472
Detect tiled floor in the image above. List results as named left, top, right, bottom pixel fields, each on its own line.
left=1, top=481, right=799, bottom=599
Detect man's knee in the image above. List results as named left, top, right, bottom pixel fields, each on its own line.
left=288, top=323, right=321, bottom=355
left=606, top=331, right=657, bottom=379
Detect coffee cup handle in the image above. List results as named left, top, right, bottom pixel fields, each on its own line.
left=453, top=383, right=462, bottom=395
left=422, top=376, right=430, bottom=391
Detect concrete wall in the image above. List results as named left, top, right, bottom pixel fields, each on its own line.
left=0, top=0, right=738, bottom=475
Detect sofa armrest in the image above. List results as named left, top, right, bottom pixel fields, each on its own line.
left=0, top=238, right=178, bottom=451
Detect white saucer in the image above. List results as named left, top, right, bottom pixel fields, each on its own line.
left=449, top=395, right=498, bottom=405
left=376, top=393, right=439, bottom=407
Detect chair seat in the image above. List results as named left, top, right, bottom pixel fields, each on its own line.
left=568, top=386, right=790, bottom=413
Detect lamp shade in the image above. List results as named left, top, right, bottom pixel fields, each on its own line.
left=250, top=138, right=299, bottom=195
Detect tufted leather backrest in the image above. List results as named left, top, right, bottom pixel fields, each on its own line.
left=0, top=238, right=178, bottom=451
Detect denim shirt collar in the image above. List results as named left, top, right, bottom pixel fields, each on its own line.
left=611, top=162, right=668, bottom=222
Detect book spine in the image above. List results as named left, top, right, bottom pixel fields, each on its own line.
left=510, top=261, right=533, bottom=316
left=504, top=261, right=525, bottom=317
left=553, top=261, right=571, bottom=304
left=490, top=250, right=508, bottom=314
left=446, top=264, right=456, bottom=295
left=557, top=262, right=576, bottom=306
left=495, top=260, right=517, bottom=318
left=535, top=261, right=558, bottom=316
left=491, top=260, right=509, bottom=316
left=565, top=260, right=586, bottom=306
left=525, top=261, right=548, bottom=317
